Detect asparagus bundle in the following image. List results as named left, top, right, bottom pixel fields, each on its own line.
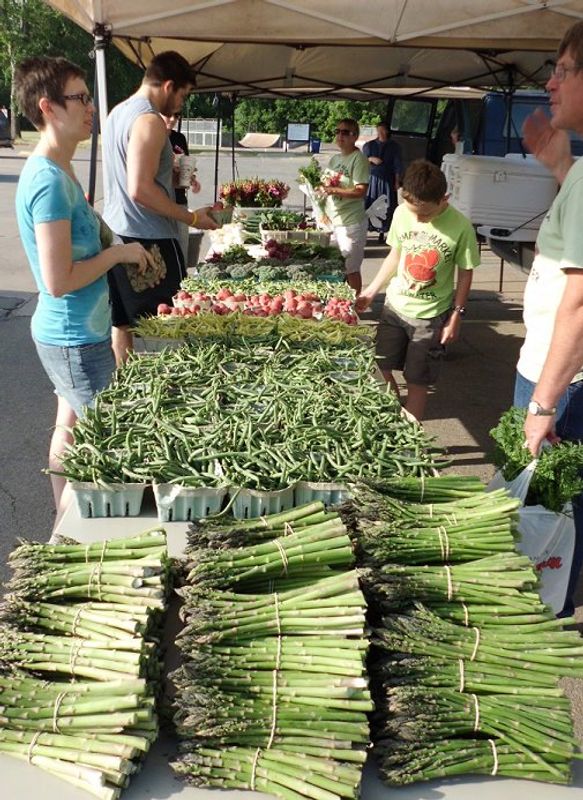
left=341, top=478, right=520, bottom=530
left=185, top=516, right=354, bottom=591
left=174, top=746, right=366, bottom=799
left=0, top=529, right=170, bottom=800
left=367, top=553, right=543, bottom=613
left=352, top=479, right=583, bottom=785
left=352, top=475, right=486, bottom=504
left=188, top=501, right=334, bottom=549
left=376, top=738, right=573, bottom=785
left=351, top=492, right=520, bottom=565
left=377, top=686, right=579, bottom=762
left=173, top=523, right=371, bottom=800
left=374, top=604, right=583, bottom=683
left=178, top=570, right=367, bottom=643
left=5, top=530, right=170, bottom=608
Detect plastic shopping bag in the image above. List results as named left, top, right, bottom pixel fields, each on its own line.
left=487, top=460, right=575, bottom=613
left=365, top=195, right=388, bottom=228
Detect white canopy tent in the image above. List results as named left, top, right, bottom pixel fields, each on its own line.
left=45, top=1, right=583, bottom=109
left=41, top=1, right=583, bottom=199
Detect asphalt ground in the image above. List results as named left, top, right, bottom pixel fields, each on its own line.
left=0, top=142, right=581, bottom=747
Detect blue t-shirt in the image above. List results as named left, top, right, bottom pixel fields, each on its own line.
left=15, top=156, right=111, bottom=346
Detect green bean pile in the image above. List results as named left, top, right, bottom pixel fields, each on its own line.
left=0, top=530, right=170, bottom=800
left=53, top=339, right=443, bottom=490
left=132, top=310, right=374, bottom=347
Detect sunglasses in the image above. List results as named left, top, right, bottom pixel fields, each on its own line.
left=62, top=93, right=93, bottom=106
left=335, top=128, right=354, bottom=136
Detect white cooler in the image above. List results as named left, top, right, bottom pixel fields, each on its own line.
left=441, top=154, right=558, bottom=231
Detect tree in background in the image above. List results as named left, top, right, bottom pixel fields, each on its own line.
left=0, top=2, right=389, bottom=145
left=0, top=0, right=140, bottom=138
left=232, top=97, right=388, bottom=143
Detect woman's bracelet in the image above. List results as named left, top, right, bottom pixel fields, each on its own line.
left=189, top=209, right=198, bottom=227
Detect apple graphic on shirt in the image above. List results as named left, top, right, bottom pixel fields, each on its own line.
left=403, top=248, right=440, bottom=291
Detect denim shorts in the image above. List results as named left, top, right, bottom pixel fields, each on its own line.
left=34, top=338, right=115, bottom=418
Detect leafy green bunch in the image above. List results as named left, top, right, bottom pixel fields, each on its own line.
left=298, top=157, right=323, bottom=189
left=490, top=406, right=583, bottom=511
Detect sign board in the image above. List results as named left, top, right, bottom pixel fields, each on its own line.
left=286, top=122, right=311, bottom=142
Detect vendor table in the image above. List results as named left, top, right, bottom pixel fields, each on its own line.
left=3, top=498, right=583, bottom=800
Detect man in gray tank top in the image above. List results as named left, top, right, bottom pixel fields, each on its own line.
left=102, top=51, right=217, bottom=363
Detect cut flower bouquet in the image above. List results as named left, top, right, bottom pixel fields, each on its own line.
left=219, top=177, right=290, bottom=208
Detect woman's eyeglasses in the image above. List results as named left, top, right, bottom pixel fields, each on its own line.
left=62, top=93, right=93, bottom=106
left=335, top=128, right=354, bottom=136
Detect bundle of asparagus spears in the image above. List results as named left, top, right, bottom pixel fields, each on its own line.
left=0, top=529, right=170, bottom=800
left=172, top=511, right=372, bottom=800
left=346, top=476, right=583, bottom=785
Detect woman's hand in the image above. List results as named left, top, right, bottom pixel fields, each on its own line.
left=190, top=175, right=201, bottom=194
left=368, top=156, right=382, bottom=165
left=117, top=242, right=154, bottom=274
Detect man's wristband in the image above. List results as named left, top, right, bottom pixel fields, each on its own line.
left=188, top=210, right=198, bottom=227
left=451, top=305, right=466, bottom=317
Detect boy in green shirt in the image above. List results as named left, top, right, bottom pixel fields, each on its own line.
left=356, top=160, right=480, bottom=420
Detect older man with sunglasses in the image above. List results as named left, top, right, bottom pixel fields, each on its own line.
left=322, top=118, right=369, bottom=293
left=515, top=21, right=583, bottom=617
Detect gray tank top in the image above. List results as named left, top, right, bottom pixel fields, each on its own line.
left=102, top=95, right=178, bottom=240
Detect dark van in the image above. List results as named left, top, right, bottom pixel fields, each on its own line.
left=385, top=90, right=583, bottom=168
left=383, top=91, right=583, bottom=269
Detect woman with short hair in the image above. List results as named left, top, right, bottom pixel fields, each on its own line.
left=14, top=56, right=152, bottom=519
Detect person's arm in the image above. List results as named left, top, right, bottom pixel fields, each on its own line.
left=440, top=268, right=473, bottom=345
left=126, top=114, right=216, bottom=229
left=524, top=269, right=583, bottom=454
left=523, top=108, right=574, bottom=185
left=35, top=219, right=152, bottom=298
left=323, top=183, right=368, bottom=199
left=355, top=246, right=400, bottom=311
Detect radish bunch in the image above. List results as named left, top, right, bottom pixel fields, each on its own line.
left=159, top=288, right=357, bottom=324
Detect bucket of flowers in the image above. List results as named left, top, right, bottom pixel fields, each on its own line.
left=219, top=178, right=290, bottom=221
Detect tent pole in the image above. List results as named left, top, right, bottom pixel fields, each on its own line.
left=89, top=25, right=110, bottom=207
left=87, top=68, right=100, bottom=206
left=231, top=94, right=237, bottom=181
left=214, top=103, right=221, bottom=202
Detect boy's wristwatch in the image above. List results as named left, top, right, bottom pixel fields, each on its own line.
left=528, top=400, right=557, bottom=416
left=451, top=305, right=466, bottom=316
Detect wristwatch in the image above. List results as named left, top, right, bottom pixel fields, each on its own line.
left=528, top=400, right=557, bottom=416
left=451, top=305, right=466, bottom=316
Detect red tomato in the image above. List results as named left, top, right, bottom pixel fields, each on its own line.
left=216, top=287, right=233, bottom=301
left=157, top=303, right=172, bottom=315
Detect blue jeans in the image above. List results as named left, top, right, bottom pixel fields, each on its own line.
left=514, top=371, right=583, bottom=616
left=34, top=338, right=115, bottom=418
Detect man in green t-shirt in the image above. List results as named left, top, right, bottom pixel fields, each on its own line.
left=322, top=118, right=369, bottom=293
left=356, top=160, right=480, bottom=420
